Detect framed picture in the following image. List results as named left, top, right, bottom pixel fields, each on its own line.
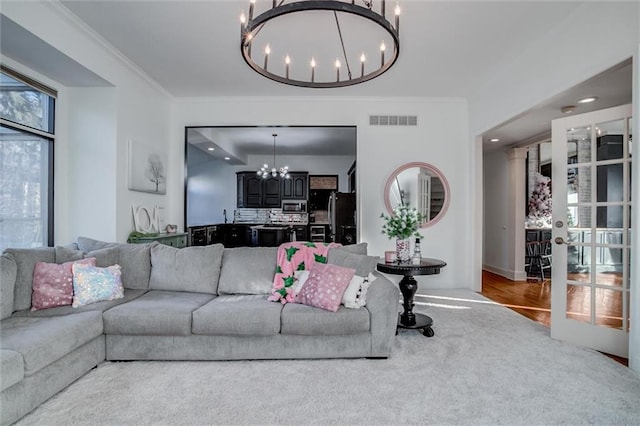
left=128, top=139, right=167, bottom=194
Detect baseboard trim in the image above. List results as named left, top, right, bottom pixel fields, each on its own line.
left=483, top=264, right=526, bottom=281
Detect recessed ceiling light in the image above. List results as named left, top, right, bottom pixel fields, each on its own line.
left=490, top=138, right=500, bottom=142
left=208, top=147, right=215, bottom=151
left=224, top=157, right=230, bottom=160
left=561, top=105, right=575, bottom=114
left=578, top=97, right=598, bottom=104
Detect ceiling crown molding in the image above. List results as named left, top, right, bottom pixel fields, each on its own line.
left=48, top=0, right=173, bottom=100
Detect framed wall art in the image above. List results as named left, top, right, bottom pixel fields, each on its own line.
left=128, top=139, right=167, bottom=194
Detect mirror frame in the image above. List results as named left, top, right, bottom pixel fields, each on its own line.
left=383, top=162, right=451, bottom=228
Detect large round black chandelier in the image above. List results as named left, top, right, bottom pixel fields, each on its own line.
left=239, top=0, right=400, bottom=88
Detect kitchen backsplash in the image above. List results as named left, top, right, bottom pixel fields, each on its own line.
left=234, top=209, right=270, bottom=224
left=234, top=209, right=308, bottom=224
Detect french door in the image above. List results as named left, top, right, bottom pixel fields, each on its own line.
left=551, top=104, right=632, bottom=358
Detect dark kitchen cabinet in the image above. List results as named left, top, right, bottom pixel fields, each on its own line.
left=262, top=176, right=281, bottom=207
left=281, top=172, right=308, bottom=200
left=237, top=172, right=281, bottom=208
left=290, top=225, right=308, bottom=242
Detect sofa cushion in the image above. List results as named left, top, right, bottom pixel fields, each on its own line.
left=281, top=303, right=370, bottom=335
left=31, top=257, right=96, bottom=311
left=192, top=295, right=282, bottom=336
left=335, top=242, right=368, bottom=255
left=72, top=264, right=124, bottom=307
left=217, top=247, right=277, bottom=295
left=0, top=311, right=103, bottom=375
left=1, top=253, right=17, bottom=320
left=77, top=236, right=117, bottom=252
left=11, top=289, right=146, bottom=317
left=85, top=246, right=119, bottom=268
left=103, top=290, right=213, bottom=336
left=149, top=244, right=223, bottom=294
left=0, top=349, right=24, bottom=392
left=54, top=245, right=84, bottom=263
left=4, top=247, right=55, bottom=312
left=327, top=249, right=379, bottom=277
left=116, top=243, right=155, bottom=290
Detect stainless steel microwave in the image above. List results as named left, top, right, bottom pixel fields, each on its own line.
left=281, top=200, right=307, bottom=213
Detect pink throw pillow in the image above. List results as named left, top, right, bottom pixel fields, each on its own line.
left=296, top=263, right=356, bottom=312
left=31, top=257, right=96, bottom=311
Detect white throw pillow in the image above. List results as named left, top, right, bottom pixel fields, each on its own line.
left=293, top=270, right=310, bottom=293
left=342, top=273, right=377, bottom=309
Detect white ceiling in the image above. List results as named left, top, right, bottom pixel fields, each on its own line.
left=1, top=1, right=632, bottom=153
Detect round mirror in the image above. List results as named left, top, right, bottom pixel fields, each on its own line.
left=384, top=162, right=450, bottom=228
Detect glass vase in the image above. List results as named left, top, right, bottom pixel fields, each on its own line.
left=396, top=238, right=411, bottom=263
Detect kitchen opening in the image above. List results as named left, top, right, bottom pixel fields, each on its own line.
left=184, top=126, right=357, bottom=247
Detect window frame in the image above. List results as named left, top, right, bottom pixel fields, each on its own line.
left=0, top=65, right=56, bottom=248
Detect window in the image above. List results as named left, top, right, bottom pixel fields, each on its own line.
left=0, top=66, right=55, bottom=251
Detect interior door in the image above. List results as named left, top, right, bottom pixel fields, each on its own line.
left=551, top=104, right=632, bottom=358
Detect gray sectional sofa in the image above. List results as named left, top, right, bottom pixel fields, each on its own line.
left=0, top=238, right=399, bottom=425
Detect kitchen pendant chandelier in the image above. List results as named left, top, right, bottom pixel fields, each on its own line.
left=257, top=134, right=290, bottom=179
left=239, top=0, right=400, bottom=88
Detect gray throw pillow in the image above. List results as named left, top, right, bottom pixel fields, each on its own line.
left=77, top=236, right=116, bottom=252
left=335, top=242, right=368, bottom=255
left=0, top=253, right=17, bottom=319
left=85, top=247, right=119, bottom=268
left=55, top=246, right=84, bottom=263
left=149, top=244, right=224, bottom=294
left=328, top=248, right=379, bottom=277
left=217, top=247, right=278, bottom=295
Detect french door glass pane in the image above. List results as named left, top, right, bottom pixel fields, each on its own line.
left=567, top=126, right=591, bottom=164
left=596, top=205, right=623, bottom=229
left=596, top=164, right=623, bottom=202
left=627, top=118, right=633, bottom=158
left=596, top=119, right=624, bottom=161
left=567, top=284, right=591, bottom=323
left=567, top=165, right=591, bottom=208
left=595, top=288, right=623, bottom=329
left=0, top=125, right=50, bottom=250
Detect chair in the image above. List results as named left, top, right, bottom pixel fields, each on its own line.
left=525, top=240, right=552, bottom=281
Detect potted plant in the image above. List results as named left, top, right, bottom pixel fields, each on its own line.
left=380, top=205, right=423, bottom=262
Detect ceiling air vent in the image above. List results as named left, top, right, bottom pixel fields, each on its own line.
left=369, top=115, right=417, bottom=126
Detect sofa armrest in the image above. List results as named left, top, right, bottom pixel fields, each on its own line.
left=366, top=271, right=399, bottom=357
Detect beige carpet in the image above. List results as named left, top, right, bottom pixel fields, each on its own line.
left=16, top=290, right=640, bottom=425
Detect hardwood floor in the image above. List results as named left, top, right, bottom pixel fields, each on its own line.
left=480, top=270, right=628, bottom=366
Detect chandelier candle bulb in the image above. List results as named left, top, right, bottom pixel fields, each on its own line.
left=311, top=57, right=316, bottom=82
left=380, top=41, right=386, bottom=66
left=248, top=0, right=255, bottom=21
left=240, top=11, right=246, bottom=34
left=335, top=59, right=340, bottom=81
left=395, top=4, right=400, bottom=34
left=264, top=44, right=270, bottom=70
left=360, top=53, right=366, bottom=77
left=285, top=55, right=290, bottom=79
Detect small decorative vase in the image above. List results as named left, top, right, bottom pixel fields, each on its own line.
left=396, top=238, right=411, bottom=263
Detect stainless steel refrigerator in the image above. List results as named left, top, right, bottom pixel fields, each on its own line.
left=328, top=192, right=356, bottom=244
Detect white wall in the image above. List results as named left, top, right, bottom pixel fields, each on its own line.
left=2, top=1, right=173, bottom=244
left=482, top=149, right=510, bottom=276
left=66, top=87, right=118, bottom=241
left=174, top=97, right=470, bottom=289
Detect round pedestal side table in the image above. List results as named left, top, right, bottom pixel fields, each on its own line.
left=376, top=258, right=447, bottom=337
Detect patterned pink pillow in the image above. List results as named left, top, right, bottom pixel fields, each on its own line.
left=31, top=257, right=96, bottom=311
left=296, top=263, right=356, bottom=312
